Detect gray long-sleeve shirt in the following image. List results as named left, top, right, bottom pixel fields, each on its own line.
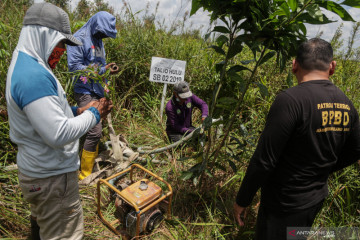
left=6, top=25, right=99, bottom=178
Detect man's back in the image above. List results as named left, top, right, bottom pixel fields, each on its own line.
left=254, top=80, right=360, bottom=211
left=234, top=38, right=360, bottom=240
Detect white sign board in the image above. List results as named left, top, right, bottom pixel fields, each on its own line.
left=149, top=57, right=186, bottom=84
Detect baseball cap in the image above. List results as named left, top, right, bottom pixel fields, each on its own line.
left=174, top=81, right=192, bottom=99
left=23, top=2, right=82, bottom=46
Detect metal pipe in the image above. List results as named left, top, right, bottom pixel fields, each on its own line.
left=138, top=118, right=222, bottom=154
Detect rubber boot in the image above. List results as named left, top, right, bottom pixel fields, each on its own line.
left=79, top=148, right=97, bottom=180
left=30, top=216, right=41, bottom=240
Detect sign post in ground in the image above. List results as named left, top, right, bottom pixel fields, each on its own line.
left=149, top=57, right=186, bottom=120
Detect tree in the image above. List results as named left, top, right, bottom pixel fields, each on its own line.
left=45, top=0, right=69, bottom=10
left=92, top=0, right=114, bottom=15
left=74, top=0, right=91, bottom=20
left=185, top=0, right=360, bottom=185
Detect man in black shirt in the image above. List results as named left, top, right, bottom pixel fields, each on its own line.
left=234, top=38, right=360, bottom=239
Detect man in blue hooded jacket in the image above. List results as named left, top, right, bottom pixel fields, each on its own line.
left=67, top=11, right=119, bottom=180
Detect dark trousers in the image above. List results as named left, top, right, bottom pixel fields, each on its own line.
left=167, top=127, right=196, bottom=143
left=167, top=132, right=184, bottom=143
left=255, top=200, right=324, bottom=240
left=167, top=130, right=195, bottom=143
left=74, top=93, right=102, bottom=152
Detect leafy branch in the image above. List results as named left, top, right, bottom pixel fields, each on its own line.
left=188, top=0, right=359, bottom=186
left=73, top=65, right=114, bottom=99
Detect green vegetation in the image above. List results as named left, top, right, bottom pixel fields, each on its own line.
left=0, top=0, right=359, bottom=239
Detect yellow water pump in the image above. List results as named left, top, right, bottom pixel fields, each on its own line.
left=97, top=164, right=173, bottom=239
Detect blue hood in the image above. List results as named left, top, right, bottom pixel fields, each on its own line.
left=77, top=11, right=117, bottom=39
left=67, top=11, right=117, bottom=97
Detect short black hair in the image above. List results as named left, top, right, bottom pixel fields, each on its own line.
left=296, top=38, right=333, bottom=71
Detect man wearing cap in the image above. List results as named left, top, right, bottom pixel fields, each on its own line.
left=165, top=81, right=209, bottom=143
left=6, top=3, right=112, bottom=239
left=67, top=11, right=119, bottom=180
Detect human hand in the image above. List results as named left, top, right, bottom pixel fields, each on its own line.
left=76, top=100, right=101, bottom=115
left=233, top=202, right=246, bottom=226
left=105, top=62, right=119, bottom=74
left=188, top=127, right=196, bottom=132
left=96, top=98, right=113, bottom=119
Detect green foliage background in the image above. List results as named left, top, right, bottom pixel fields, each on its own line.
left=0, top=0, right=359, bottom=239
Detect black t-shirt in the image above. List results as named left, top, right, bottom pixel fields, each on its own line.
left=236, top=80, right=360, bottom=212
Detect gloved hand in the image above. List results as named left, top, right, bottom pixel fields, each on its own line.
left=105, top=62, right=119, bottom=74
left=188, top=127, right=196, bottom=132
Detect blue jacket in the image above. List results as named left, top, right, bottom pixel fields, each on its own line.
left=67, top=11, right=117, bottom=97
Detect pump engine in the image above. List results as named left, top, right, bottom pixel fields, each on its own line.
left=97, top=164, right=173, bottom=239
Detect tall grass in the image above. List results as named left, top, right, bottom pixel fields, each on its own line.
left=0, top=1, right=359, bottom=239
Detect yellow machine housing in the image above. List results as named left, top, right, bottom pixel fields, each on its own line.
left=121, top=179, right=162, bottom=208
